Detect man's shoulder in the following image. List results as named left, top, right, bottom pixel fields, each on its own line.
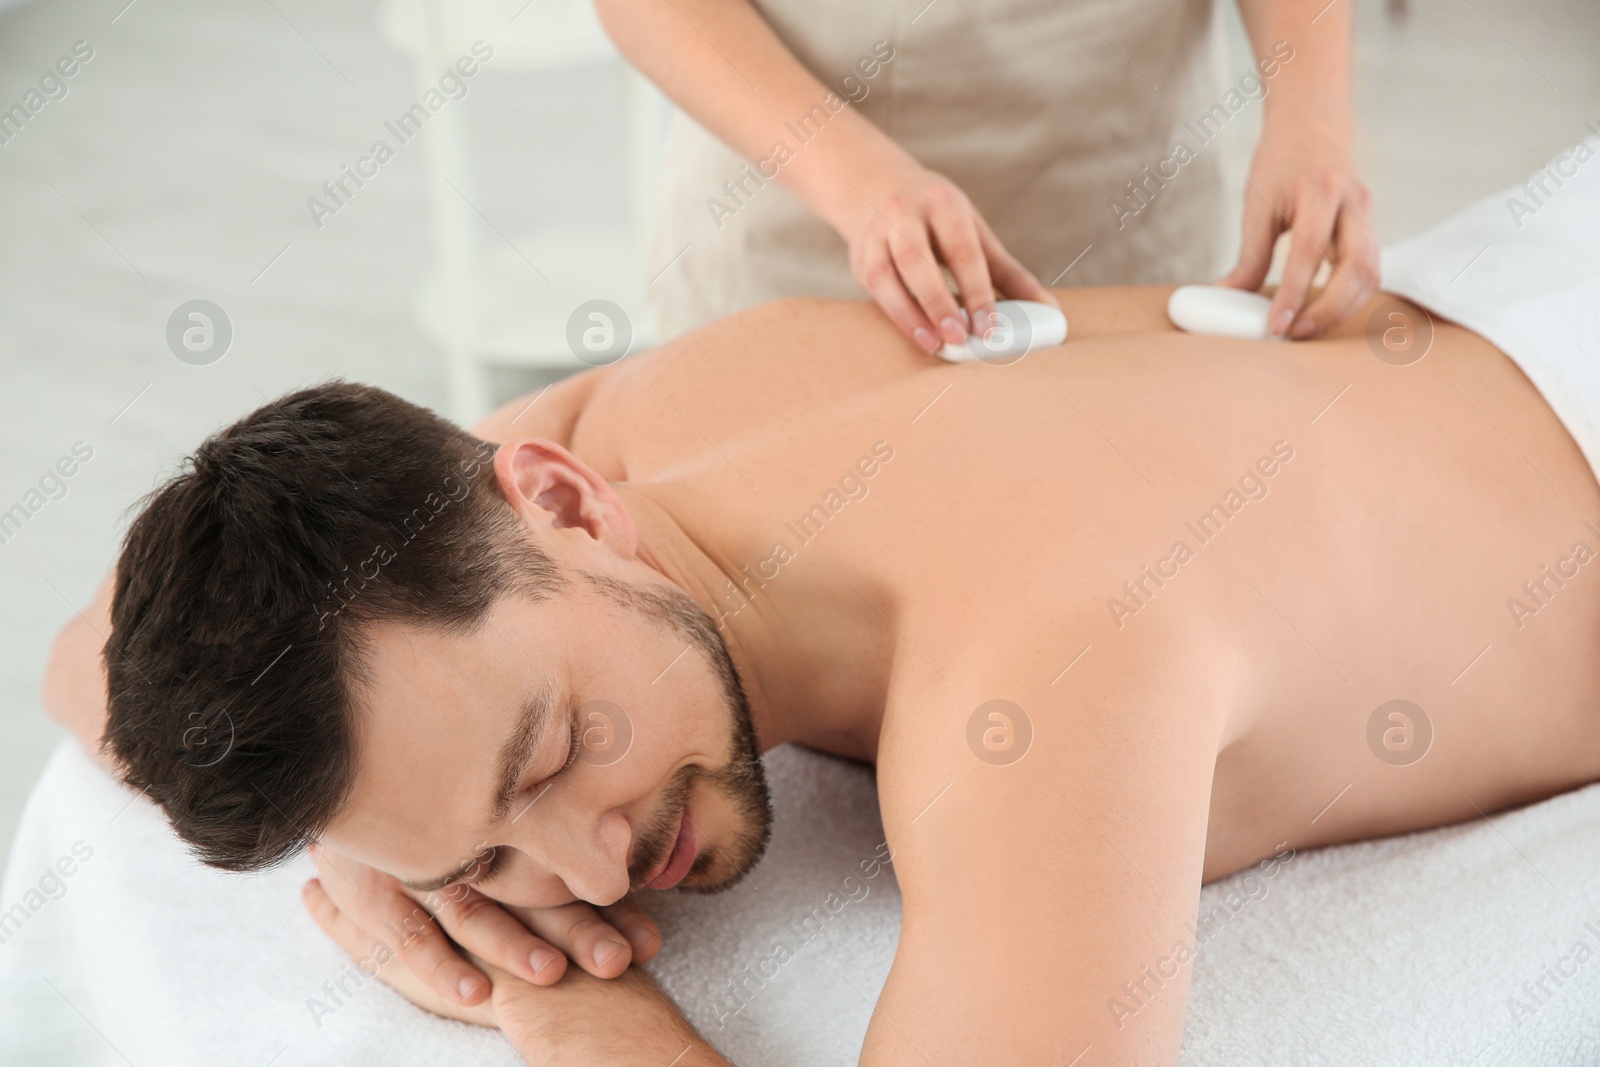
left=566, top=297, right=924, bottom=478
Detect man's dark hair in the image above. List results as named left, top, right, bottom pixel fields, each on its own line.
left=103, top=381, right=561, bottom=872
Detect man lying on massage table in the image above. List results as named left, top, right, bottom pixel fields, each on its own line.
left=43, top=285, right=1600, bottom=1066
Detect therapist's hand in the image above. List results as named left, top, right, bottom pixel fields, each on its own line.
left=303, top=843, right=661, bottom=1009
left=1221, top=124, right=1379, bottom=340
left=842, top=163, right=1057, bottom=355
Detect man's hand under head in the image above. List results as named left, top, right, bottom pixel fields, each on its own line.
left=305, top=869, right=729, bottom=1066
left=306, top=843, right=661, bottom=1010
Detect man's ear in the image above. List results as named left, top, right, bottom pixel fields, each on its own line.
left=493, top=439, right=638, bottom=556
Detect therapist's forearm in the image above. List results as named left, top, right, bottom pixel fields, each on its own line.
left=593, top=0, right=915, bottom=236
left=1236, top=0, right=1353, bottom=144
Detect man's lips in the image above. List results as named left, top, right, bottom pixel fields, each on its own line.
left=643, top=798, right=697, bottom=891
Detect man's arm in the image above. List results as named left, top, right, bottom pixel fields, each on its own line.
left=866, top=630, right=1230, bottom=1064
left=494, top=967, right=734, bottom=1067
left=41, top=570, right=115, bottom=770
left=470, top=361, right=616, bottom=447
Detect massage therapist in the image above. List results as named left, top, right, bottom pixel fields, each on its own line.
left=595, top=0, right=1380, bottom=349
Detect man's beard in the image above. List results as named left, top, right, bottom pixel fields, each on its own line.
left=581, top=571, right=773, bottom=893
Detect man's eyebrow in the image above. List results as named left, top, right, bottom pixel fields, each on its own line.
left=490, top=686, right=554, bottom=822
left=397, top=686, right=554, bottom=895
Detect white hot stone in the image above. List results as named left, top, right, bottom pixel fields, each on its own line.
left=1166, top=285, right=1276, bottom=339
left=936, top=300, right=1069, bottom=363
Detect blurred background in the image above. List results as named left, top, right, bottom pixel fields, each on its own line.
left=0, top=0, right=1596, bottom=874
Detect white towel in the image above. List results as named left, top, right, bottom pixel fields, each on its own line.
left=6, top=736, right=1600, bottom=1066
left=1379, top=127, right=1600, bottom=481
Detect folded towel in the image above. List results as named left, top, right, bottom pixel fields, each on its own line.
left=1380, top=127, right=1600, bottom=480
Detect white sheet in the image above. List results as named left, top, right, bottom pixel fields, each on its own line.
left=6, top=737, right=1600, bottom=1066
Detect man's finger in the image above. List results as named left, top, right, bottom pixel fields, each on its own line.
left=1268, top=191, right=1339, bottom=338
left=426, top=884, right=570, bottom=987
left=310, top=846, right=491, bottom=1005
left=509, top=900, right=637, bottom=979
left=302, top=878, right=370, bottom=959
left=304, top=879, right=498, bottom=1029
left=362, top=884, right=490, bottom=1005
left=1289, top=191, right=1380, bottom=339
left=927, top=203, right=996, bottom=337
left=599, top=894, right=663, bottom=965
left=856, top=238, right=941, bottom=354
left=303, top=878, right=488, bottom=1004
left=1222, top=189, right=1283, bottom=292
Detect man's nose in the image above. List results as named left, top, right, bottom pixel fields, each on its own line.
left=507, top=807, right=633, bottom=908
left=550, top=808, right=633, bottom=906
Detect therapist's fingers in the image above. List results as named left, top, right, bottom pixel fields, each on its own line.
left=972, top=212, right=1055, bottom=308
left=926, top=199, right=997, bottom=337
left=1288, top=188, right=1380, bottom=339
left=1267, top=190, right=1340, bottom=339
left=853, top=237, right=941, bottom=353
left=886, top=220, right=967, bottom=347
left=1222, top=188, right=1285, bottom=295
left=422, top=882, right=570, bottom=987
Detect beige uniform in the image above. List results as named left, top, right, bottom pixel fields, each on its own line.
left=646, top=0, right=1235, bottom=339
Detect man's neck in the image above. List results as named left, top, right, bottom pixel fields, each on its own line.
left=615, top=483, right=892, bottom=762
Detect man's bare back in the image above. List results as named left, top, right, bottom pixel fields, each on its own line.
left=468, top=283, right=1600, bottom=1060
